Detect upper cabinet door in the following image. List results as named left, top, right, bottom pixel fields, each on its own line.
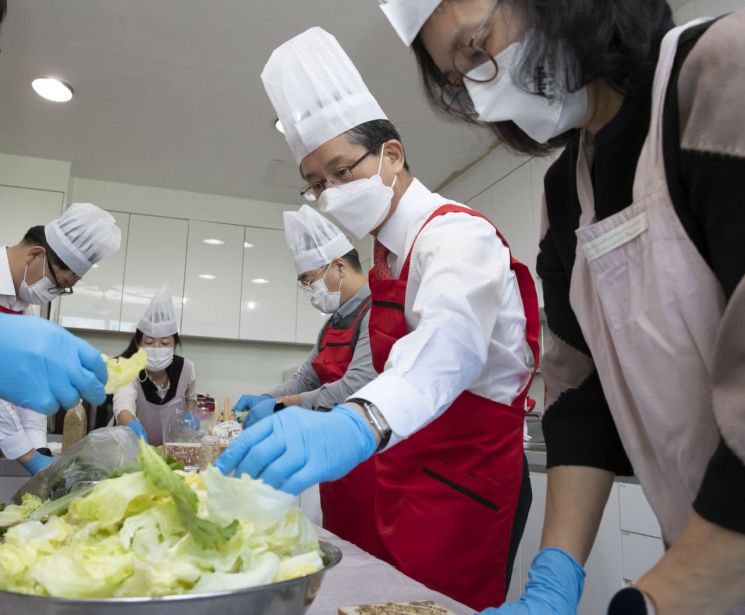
left=58, top=211, right=130, bottom=331
left=181, top=221, right=243, bottom=339
left=120, top=214, right=188, bottom=333
left=240, top=227, right=297, bottom=343
left=0, top=186, right=64, bottom=246
left=295, top=287, right=329, bottom=345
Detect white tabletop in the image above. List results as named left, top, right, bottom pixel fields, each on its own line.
left=309, top=526, right=472, bottom=615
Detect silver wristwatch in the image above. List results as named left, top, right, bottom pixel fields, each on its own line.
left=349, top=398, right=391, bottom=452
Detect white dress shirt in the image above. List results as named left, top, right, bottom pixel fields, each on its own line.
left=0, top=247, right=48, bottom=459
left=353, top=179, right=530, bottom=447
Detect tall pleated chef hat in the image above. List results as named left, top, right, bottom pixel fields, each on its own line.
left=138, top=285, right=179, bottom=338
left=44, top=203, right=121, bottom=277
left=261, top=27, right=388, bottom=164
left=283, top=205, right=354, bottom=275
left=379, top=0, right=442, bottom=46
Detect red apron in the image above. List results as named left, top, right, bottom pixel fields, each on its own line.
left=369, top=205, right=540, bottom=610
left=0, top=305, right=24, bottom=315
left=312, top=298, right=385, bottom=556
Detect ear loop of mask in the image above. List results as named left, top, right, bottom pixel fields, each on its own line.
left=377, top=143, right=399, bottom=191
left=23, top=251, right=47, bottom=286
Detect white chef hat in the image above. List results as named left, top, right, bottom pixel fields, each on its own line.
left=138, top=285, right=178, bottom=338
left=283, top=205, right=354, bottom=275
left=379, top=0, right=442, bottom=46
left=44, top=203, right=121, bottom=277
left=261, top=27, right=388, bottom=164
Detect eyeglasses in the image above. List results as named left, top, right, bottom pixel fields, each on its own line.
left=440, top=1, right=501, bottom=117
left=297, top=264, right=330, bottom=292
left=300, top=148, right=378, bottom=202
left=46, top=254, right=74, bottom=296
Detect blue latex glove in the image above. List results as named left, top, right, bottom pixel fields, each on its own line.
left=242, top=396, right=276, bottom=428
left=20, top=452, right=55, bottom=475
left=127, top=420, right=149, bottom=442
left=233, top=394, right=272, bottom=413
left=215, top=403, right=377, bottom=495
left=0, top=313, right=107, bottom=415
left=181, top=411, right=200, bottom=430
left=479, top=548, right=585, bottom=614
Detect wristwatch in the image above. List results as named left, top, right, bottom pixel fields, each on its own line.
left=348, top=398, right=392, bottom=452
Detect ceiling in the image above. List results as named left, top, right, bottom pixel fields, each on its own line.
left=0, top=0, right=493, bottom=205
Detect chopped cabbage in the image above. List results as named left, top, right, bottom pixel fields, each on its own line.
left=0, top=441, right=323, bottom=598
left=103, top=349, right=147, bottom=394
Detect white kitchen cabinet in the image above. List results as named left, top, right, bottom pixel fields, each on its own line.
left=239, top=227, right=297, bottom=343
left=621, top=532, right=664, bottom=582
left=619, top=482, right=662, bottom=539
left=57, top=211, right=130, bottom=331
left=295, top=288, right=328, bottom=345
left=0, top=185, right=64, bottom=247
left=181, top=221, right=243, bottom=338
left=119, top=214, right=188, bottom=333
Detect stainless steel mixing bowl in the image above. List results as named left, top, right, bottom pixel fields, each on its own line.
left=0, top=539, right=342, bottom=615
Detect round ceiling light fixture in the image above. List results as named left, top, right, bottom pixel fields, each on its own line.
left=31, top=77, right=74, bottom=102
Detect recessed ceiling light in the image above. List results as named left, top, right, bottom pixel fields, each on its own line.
left=274, top=119, right=285, bottom=134
left=244, top=242, right=254, bottom=249
left=251, top=278, right=269, bottom=284
left=198, top=274, right=216, bottom=280
left=247, top=301, right=258, bottom=310
left=91, top=263, right=99, bottom=269
left=202, top=238, right=224, bottom=246
left=31, top=77, right=74, bottom=102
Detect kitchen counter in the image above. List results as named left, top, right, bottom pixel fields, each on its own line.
left=310, top=526, right=470, bottom=614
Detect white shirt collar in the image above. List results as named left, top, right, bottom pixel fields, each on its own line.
left=377, top=178, right=444, bottom=258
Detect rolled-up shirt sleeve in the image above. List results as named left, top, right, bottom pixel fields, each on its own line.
left=354, top=214, right=507, bottom=447
left=0, top=400, right=34, bottom=459
left=113, top=382, right=138, bottom=421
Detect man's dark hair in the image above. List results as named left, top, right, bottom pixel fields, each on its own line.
left=345, top=119, right=411, bottom=172
left=0, top=0, right=7, bottom=25
left=340, top=248, right=363, bottom=273
left=119, top=329, right=182, bottom=359
left=22, top=225, right=72, bottom=272
left=412, top=0, right=674, bottom=156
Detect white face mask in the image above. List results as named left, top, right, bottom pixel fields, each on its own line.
left=464, top=36, right=588, bottom=144
left=145, top=346, right=175, bottom=371
left=308, top=266, right=342, bottom=314
left=17, top=261, right=57, bottom=305
left=319, top=146, right=397, bottom=239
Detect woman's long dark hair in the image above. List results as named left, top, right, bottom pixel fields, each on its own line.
left=412, top=0, right=674, bottom=156
left=119, top=329, right=181, bottom=359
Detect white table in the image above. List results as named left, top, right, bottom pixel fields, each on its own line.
left=309, top=527, right=472, bottom=615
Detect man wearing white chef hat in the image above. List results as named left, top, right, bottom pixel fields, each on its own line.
left=234, top=204, right=379, bottom=547
left=0, top=203, right=121, bottom=474
left=217, top=27, right=540, bottom=610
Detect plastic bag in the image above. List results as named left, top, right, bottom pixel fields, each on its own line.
left=12, top=426, right=140, bottom=504
left=160, top=406, right=210, bottom=470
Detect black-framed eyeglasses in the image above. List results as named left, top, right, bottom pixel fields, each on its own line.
left=300, top=148, right=378, bottom=203
left=440, top=1, right=501, bottom=117
left=46, top=254, right=74, bottom=296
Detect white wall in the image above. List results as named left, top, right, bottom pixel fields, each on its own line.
left=674, top=0, right=744, bottom=22
left=77, top=330, right=312, bottom=404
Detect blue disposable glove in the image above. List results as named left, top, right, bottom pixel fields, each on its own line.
left=20, top=451, right=55, bottom=475
left=242, top=396, right=276, bottom=428
left=215, top=403, right=377, bottom=495
left=127, top=420, right=149, bottom=442
left=233, top=394, right=273, bottom=413
left=0, top=313, right=107, bottom=415
left=479, top=548, right=585, bottom=614
left=181, top=411, right=200, bottom=430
